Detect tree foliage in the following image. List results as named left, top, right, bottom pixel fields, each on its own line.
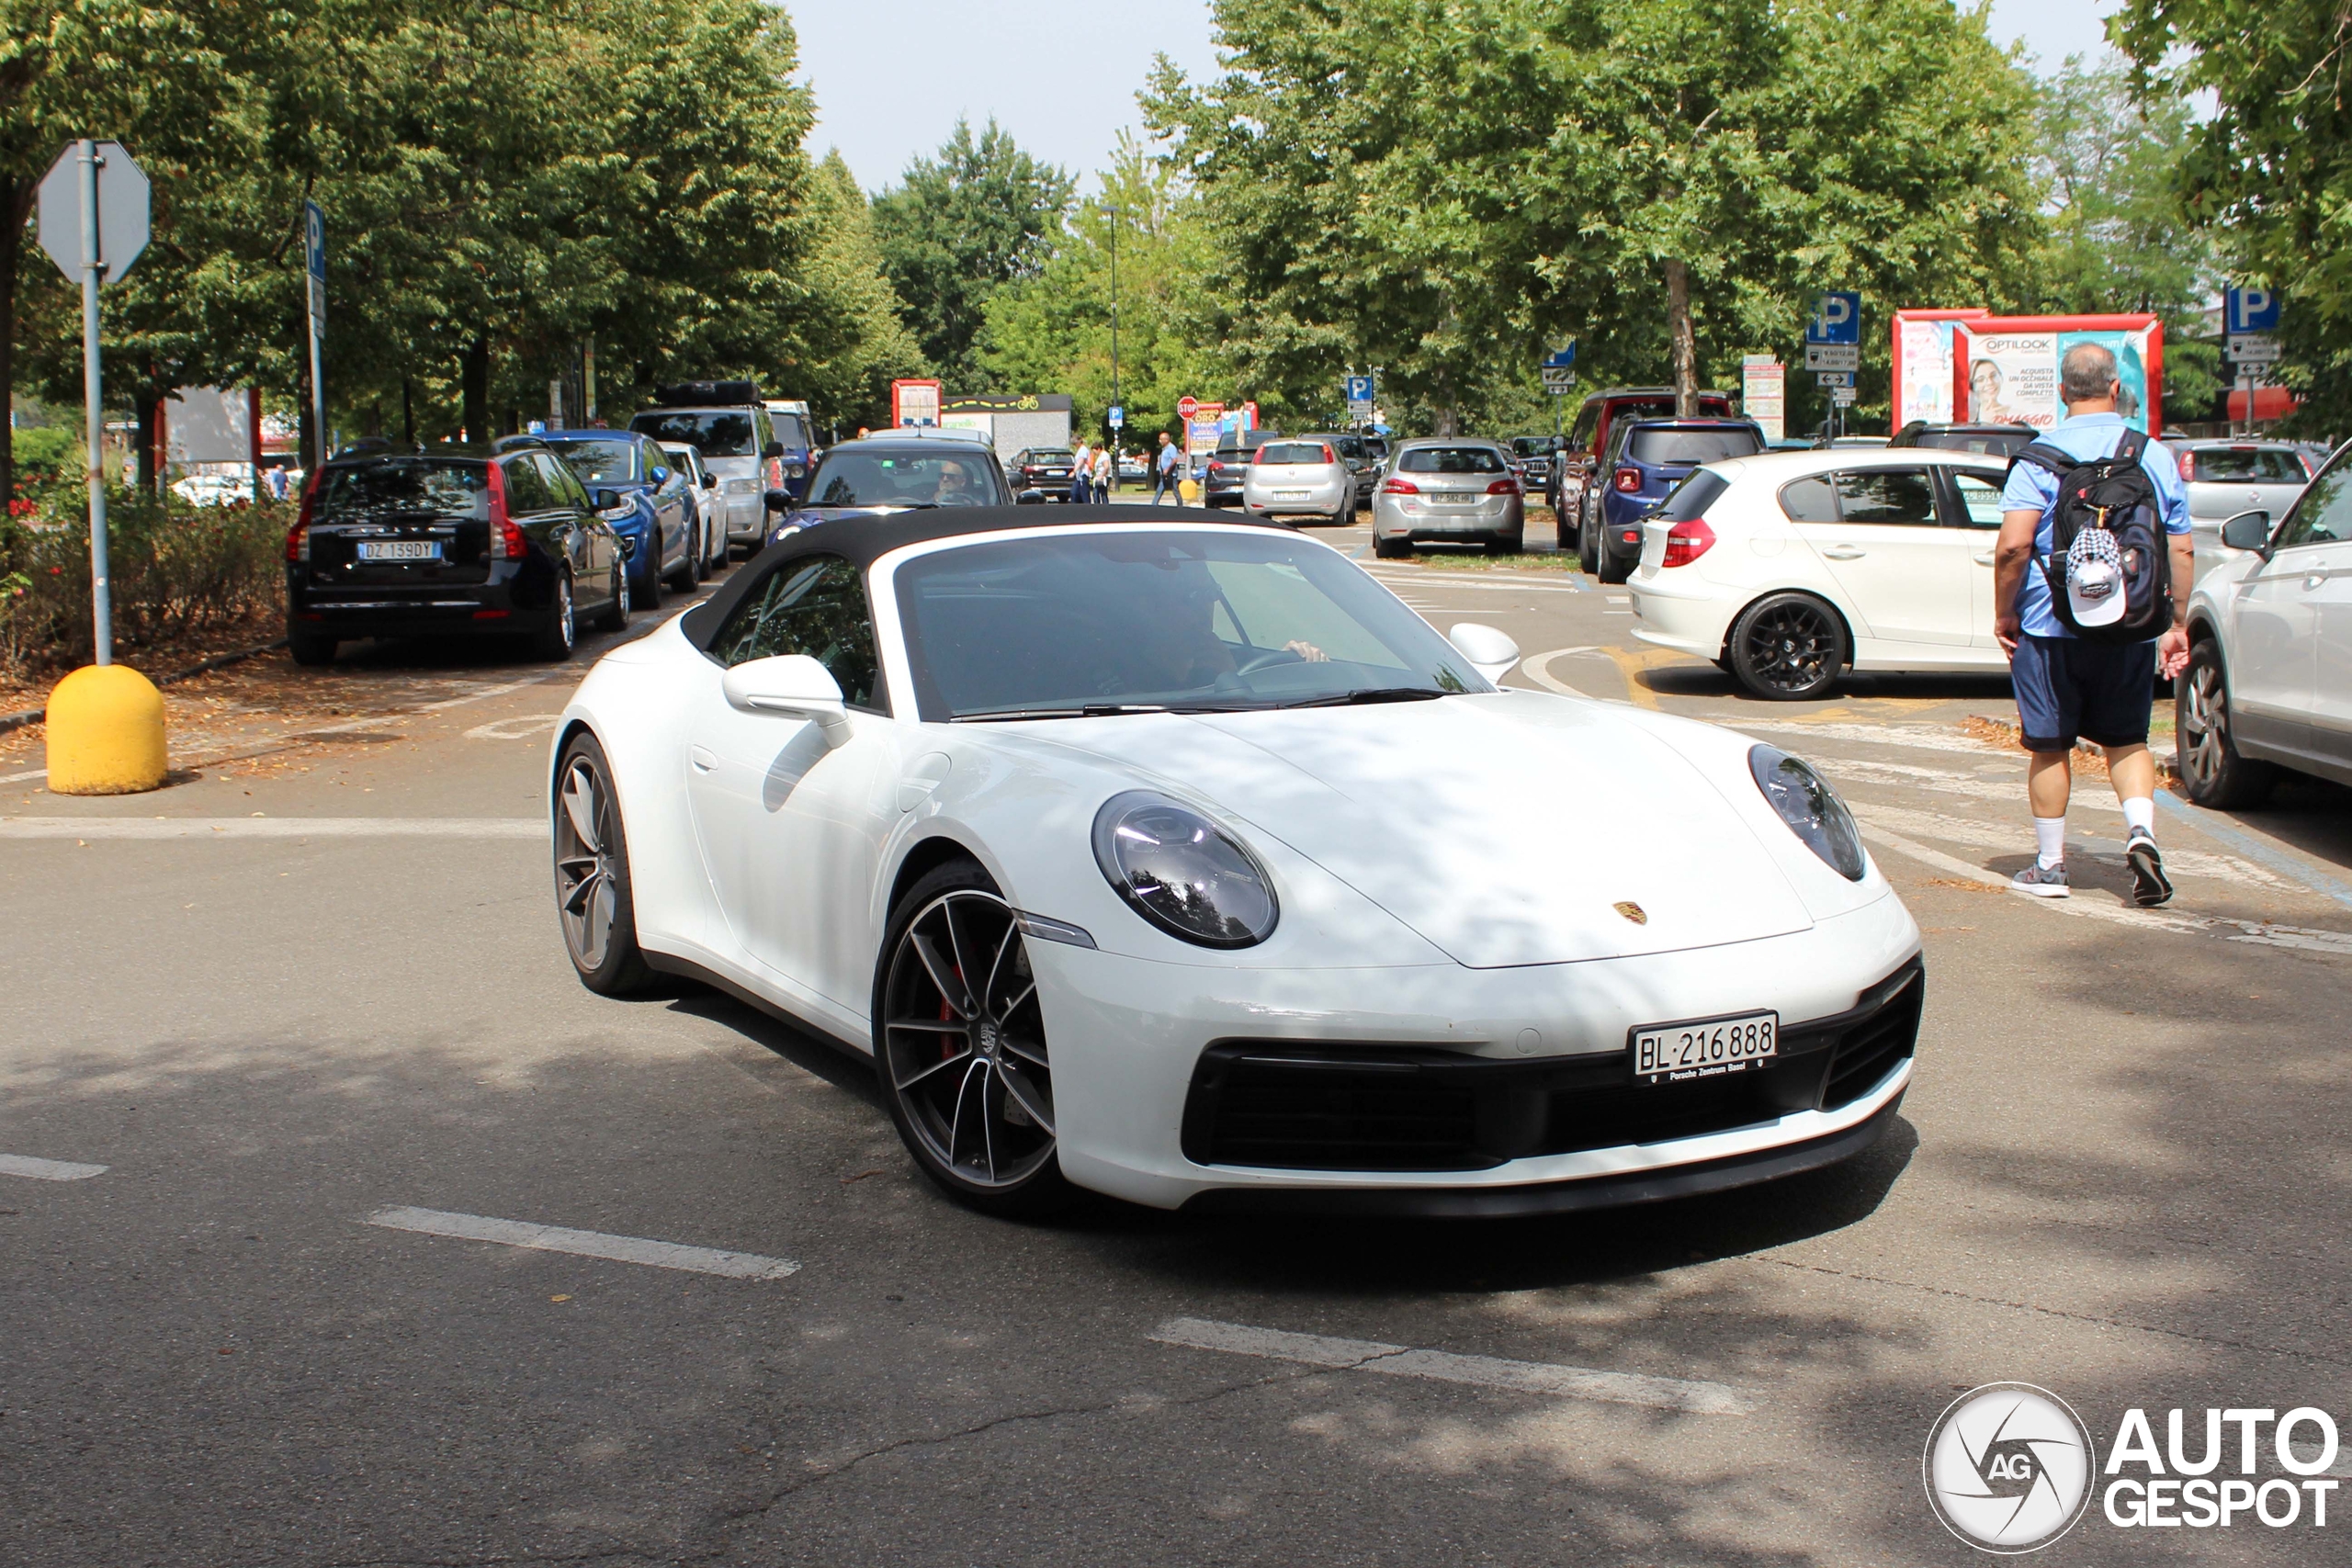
left=2115, top=0, right=2352, bottom=427
left=871, top=118, right=1075, bottom=389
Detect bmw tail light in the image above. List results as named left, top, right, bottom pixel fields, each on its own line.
left=1613, top=466, right=1642, bottom=493
left=1382, top=477, right=1419, bottom=496
left=1660, top=517, right=1716, bottom=568
left=1486, top=478, right=1521, bottom=496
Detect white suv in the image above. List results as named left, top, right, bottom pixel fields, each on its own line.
left=1628, top=447, right=2013, bottom=700
left=2177, top=447, right=2352, bottom=806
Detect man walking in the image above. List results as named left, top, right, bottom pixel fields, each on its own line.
left=1154, top=431, right=1181, bottom=503
left=1069, top=436, right=1092, bottom=504
left=1993, top=341, right=2194, bottom=905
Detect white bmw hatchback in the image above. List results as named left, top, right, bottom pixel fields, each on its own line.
left=1629, top=448, right=2017, bottom=699
left=552, top=506, right=1923, bottom=1217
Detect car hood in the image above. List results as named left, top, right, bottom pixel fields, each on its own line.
left=1019, top=694, right=1813, bottom=967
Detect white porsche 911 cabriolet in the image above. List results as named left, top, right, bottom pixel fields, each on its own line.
left=551, top=504, right=1923, bottom=1216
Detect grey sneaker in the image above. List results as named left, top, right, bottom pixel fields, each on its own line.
left=2126, top=829, right=2174, bottom=908
left=2009, top=860, right=2071, bottom=897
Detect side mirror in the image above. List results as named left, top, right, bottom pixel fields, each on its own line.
left=720, top=654, right=852, bottom=747
left=650, top=465, right=669, bottom=483
left=763, top=488, right=791, bottom=513
left=1016, top=488, right=1047, bottom=505
left=701, top=472, right=718, bottom=489
left=1447, top=622, right=1521, bottom=683
left=2221, top=509, right=2272, bottom=553
left=590, top=488, right=622, bottom=512
left=763, top=440, right=786, bottom=460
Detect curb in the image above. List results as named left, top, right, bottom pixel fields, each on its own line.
left=0, top=638, right=288, bottom=737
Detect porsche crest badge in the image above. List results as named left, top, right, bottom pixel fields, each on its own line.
left=1612, top=901, right=1648, bottom=925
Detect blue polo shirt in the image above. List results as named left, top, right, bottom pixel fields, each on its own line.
left=1997, top=412, right=2190, bottom=640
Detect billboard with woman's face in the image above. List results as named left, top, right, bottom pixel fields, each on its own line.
left=1894, top=311, right=2163, bottom=434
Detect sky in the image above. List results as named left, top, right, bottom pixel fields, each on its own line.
left=788, top=1, right=2122, bottom=195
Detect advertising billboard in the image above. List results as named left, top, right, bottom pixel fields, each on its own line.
left=1892, top=310, right=2164, bottom=434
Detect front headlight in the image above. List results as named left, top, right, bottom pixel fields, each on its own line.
left=1091, top=791, right=1278, bottom=948
left=1747, top=745, right=1866, bottom=881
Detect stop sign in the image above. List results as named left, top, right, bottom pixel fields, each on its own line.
left=1176, top=395, right=1198, bottom=420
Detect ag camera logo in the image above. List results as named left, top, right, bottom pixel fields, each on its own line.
left=1924, top=1383, right=2097, bottom=1552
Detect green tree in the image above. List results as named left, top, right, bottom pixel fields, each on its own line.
left=2026, top=52, right=2223, bottom=417
left=978, top=136, right=1225, bottom=445
left=1148, top=0, right=2044, bottom=434
left=871, top=118, right=1074, bottom=389
left=792, top=150, right=928, bottom=433
left=2114, top=0, right=2352, bottom=428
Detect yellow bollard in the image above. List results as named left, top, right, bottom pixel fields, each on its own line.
left=45, top=663, right=168, bottom=795
left=1179, top=478, right=1201, bottom=504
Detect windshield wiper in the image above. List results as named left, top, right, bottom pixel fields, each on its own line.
left=953, top=703, right=1174, bottom=723
left=1277, top=686, right=1451, bottom=708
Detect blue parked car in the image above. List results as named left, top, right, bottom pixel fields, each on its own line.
left=542, top=430, right=700, bottom=605
left=1583, top=417, right=1765, bottom=583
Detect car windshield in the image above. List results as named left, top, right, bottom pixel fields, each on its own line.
left=658, top=446, right=698, bottom=475
left=1918, top=429, right=2031, bottom=456
left=895, top=530, right=1488, bottom=719
left=317, top=460, right=488, bottom=520
left=807, top=451, right=999, bottom=507
left=1258, top=442, right=1333, bottom=465
left=629, top=411, right=756, bottom=457
left=1399, top=446, right=1506, bottom=474
left=2191, top=448, right=2303, bottom=483
left=1629, top=427, right=1762, bottom=465
left=1028, top=451, right=1074, bottom=465
left=546, top=438, right=640, bottom=483
left=771, top=412, right=809, bottom=448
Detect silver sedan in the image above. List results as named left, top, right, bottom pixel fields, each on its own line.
left=1242, top=438, right=1356, bottom=525
left=1371, top=438, right=1525, bottom=557
left=2167, top=438, right=2313, bottom=578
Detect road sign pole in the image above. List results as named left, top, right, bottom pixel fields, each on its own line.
left=76, top=141, right=112, bottom=667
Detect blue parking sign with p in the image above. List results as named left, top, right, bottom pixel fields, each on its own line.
left=1344, top=375, right=1374, bottom=402
left=2227, top=287, right=2279, bottom=334
left=1806, top=292, right=1860, bottom=344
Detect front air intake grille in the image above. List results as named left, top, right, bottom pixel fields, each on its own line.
left=1180, top=959, right=1923, bottom=1174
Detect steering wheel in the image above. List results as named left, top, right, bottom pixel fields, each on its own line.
left=1233, top=646, right=1305, bottom=675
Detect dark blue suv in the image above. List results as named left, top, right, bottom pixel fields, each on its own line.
left=541, top=431, right=700, bottom=605
left=1583, top=418, right=1764, bottom=583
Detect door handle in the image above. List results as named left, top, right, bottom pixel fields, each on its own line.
left=690, top=744, right=717, bottom=773
left=2306, top=570, right=2331, bottom=590
left=1973, top=552, right=1996, bottom=566
left=1821, top=546, right=1866, bottom=560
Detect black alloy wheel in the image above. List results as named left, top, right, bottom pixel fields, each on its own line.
left=876, top=863, right=1069, bottom=1216
left=1728, top=592, right=1848, bottom=701
left=532, top=571, right=577, bottom=661
left=636, top=553, right=662, bottom=612
left=1577, top=505, right=1600, bottom=574
left=1595, top=520, right=1632, bottom=584
left=594, top=561, right=629, bottom=633
left=2176, top=637, right=2278, bottom=807
left=669, top=525, right=697, bottom=592
left=551, top=733, right=656, bottom=994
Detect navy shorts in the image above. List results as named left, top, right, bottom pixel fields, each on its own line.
left=2010, top=635, right=2157, bottom=752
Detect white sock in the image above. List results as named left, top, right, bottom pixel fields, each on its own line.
left=2034, top=817, right=2066, bottom=868
left=2121, top=797, right=2155, bottom=840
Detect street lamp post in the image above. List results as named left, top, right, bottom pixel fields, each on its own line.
left=1105, top=202, right=1120, bottom=493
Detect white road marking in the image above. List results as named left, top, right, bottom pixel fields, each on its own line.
left=1520, top=648, right=1600, bottom=699
left=364, top=1206, right=799, bottom=1280
left=1738, top=719, right=2009, bottom=757
left=1816, top=755, right=2124, bottom=813
left=463, top=714, right=564, bottom=741
left=1148, top=1316, right=1748, bottom=1416
left=1862, top=826, right=2352, bottom=953
left=1363, top=572, right=1583, bottom=596
left=1848, top=803, right=2295, bottom=890
left=0, top=817, right=542, bottom=840
left=0, top=1153, right=108, bottom=1181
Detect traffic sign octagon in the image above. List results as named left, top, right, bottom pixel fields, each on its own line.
left=1177, top=395, right=1199, bottom=421
left=36, top=141, right=148, bottom=283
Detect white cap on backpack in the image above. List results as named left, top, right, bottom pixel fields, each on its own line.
left=2066, top=527, right=2127, bottom=627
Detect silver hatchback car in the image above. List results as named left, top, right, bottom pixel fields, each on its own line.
left=1241, top=437, right=1355, bottom=525
left=2168, top=438, right=2313, bottom=576
left=1371, top=438, right=1525, bottom=556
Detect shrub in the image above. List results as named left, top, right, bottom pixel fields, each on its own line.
left=0, top=487, right=290, bottom=676
left=9, top=427, right=79, bottom=491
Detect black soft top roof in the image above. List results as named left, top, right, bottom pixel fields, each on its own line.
left=678, top=502, right=1292, bottom=649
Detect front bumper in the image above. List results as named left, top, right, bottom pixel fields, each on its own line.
left=1033, top=891, right=1922, bottom=1210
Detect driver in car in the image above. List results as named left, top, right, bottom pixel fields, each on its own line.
left=930, top=462, right=977, bottom=505
left=1127, top=580, right=1328, bottom=693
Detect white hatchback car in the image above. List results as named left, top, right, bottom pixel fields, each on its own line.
left=1629, top=448, right=2015, bottom=699
left=1241, top=438, right=1354, bottom=525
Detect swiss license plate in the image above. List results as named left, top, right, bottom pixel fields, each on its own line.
left=357, top=540, right=441, bottom=562
left=1633, top=1010, right=1778, bottom=1086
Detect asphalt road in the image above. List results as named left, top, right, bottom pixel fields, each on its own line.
left=6, top=511, right=2351, bottom=1566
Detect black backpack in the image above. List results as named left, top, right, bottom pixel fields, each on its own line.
left=2009, top=428, right=2174, bottom=644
